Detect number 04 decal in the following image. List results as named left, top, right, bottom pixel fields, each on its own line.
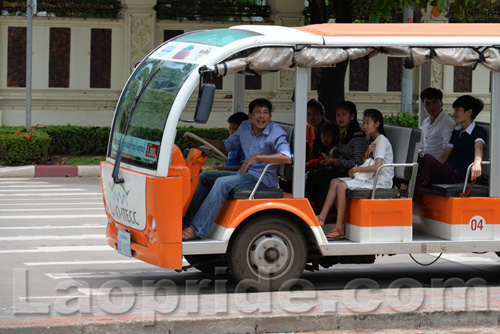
left=469, top=215, right=486, bottom=231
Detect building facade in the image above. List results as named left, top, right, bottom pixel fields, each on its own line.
left=0, top=0, right=492, bottom=127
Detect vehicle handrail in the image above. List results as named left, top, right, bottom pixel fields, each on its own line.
left=462, top=160, right=491, bottom=193
left=248, top=163, right=279, bottom=200
left=371, top=162, right=419, bottom=200
left=248, top=162, right=295, bottom=200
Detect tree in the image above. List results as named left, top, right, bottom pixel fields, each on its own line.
left=308, top=0, right=479, bottom=120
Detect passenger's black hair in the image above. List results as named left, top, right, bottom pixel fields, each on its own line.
left=227, top=112, right=248, bottom=125
left=337, top=101, right=363, bottom=144
left=307, top=99, right=325, bottom=115
left=363, top=109, right=386, bottom=137
left=420, top=87, right=443, bottom=102
left=249, top=98, right=272, bottom=114
left=318, top=122, right=340, bottom=153
left=452, top=95, right=484, bottom=120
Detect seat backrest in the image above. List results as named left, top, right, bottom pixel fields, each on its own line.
left=383, top=124, right=421, bottom=181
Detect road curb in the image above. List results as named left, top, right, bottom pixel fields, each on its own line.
left=1, top=310, right=499, bottom=334
left=0, top=165, right=100, bottom=178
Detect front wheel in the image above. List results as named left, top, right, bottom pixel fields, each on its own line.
left=228, top=215, right=307, bottom=292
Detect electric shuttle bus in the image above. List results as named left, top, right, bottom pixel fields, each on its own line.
left=101, top=23, right=500, bottom=291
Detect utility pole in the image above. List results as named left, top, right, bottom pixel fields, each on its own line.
left=26, top=0, right=36, bottom=130
left=401, top=5, right=413, bottom=113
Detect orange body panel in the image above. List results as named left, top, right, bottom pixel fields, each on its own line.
left=215, top=198, right=319, bottom=230
left=293, top=23, right=500, bottom=38
left=414, top=193, right=500, bottom=226
left=182, top=148, right=207, bottom=215
left=102, top=161, right=184, bottom=269
left=345, top=198, right=413, bottom=227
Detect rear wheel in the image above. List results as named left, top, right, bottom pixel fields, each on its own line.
left=228, top=215, right=307, bottom=292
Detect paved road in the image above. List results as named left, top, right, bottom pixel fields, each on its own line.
left=1, top=177, right=500, bottom=333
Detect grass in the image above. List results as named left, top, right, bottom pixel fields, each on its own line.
left=66, top=156, right=105, bottom=165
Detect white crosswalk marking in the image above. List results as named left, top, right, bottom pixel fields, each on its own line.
left=0, top=224, right=105, bottom=230
left=0, top=188, right=87, bottom=192
left=0, top=192, right=102, bottom=196
left=0, top=202, right=102, bottom=206
left=0, top=214, right=106, bottom=219
left=0, top=207, right=104, bottom=212
left=0, top=234, right=105, bottom=241
left=0, top=245, right=111, bottom=253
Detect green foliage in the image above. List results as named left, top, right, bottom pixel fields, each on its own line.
left=383, top=112, right=419, bottom=128
left=175, top=126, right=229, bottom=155
left=0, top=125, right=110, bottom=166
left=40, top=125, right=110, bottom=155
left=1, top=0, right=121, bottom=18
left=0, top=129, right=50, bottom=165
left=66, top=156, right=105, bottom=165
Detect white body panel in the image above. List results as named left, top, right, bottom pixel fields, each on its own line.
left=102, top=164, right=147, bottom=230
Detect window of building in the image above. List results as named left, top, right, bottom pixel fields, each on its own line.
left=453, top=66, right=472, bottom=92
left=387, top=57, right=402, bottom=92
left=349, top=58, right=369, bottom=91
left=245, top=75, right=261, bottom=90
left=7, top=27, right=26, bottom=87
left=90, top=29, right=112, bottom=88
left=164, top=30, right=184, bottom=41
left=49, top=28, right=71, bottom=88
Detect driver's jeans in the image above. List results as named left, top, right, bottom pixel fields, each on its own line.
left=184, top=170, right=269, bottom=237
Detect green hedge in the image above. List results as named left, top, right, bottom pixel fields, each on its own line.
left=41, top=125, right=110, bottom=155
left=0, top=125, right=110, bottom=166
left=383, top=112, right=419, bottom=128
left=0, top=129, right=51, bottom=165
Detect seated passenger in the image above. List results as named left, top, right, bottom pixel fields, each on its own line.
left=306, top=99, right=328, bottom=163
left=415, top=95, right=486, bottom=191
left=419, top=87, right=456, bottom=158
left=306, top=122, right=340, bottom=171
left=182, top=98, right=291, bottom=241
left=306, top=101, right=367, bottom=206
left=211, top=112, right=248, bottom=171
left=317, top=109, right=394, bottom=241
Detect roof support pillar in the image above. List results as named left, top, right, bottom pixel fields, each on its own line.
left=490, top=71, right=500, bottom=197
left=233, top=73, right=245, bottom=114
left=292, top=67, right=307, bottom=199
left=418, top=61, right=432, bottom=126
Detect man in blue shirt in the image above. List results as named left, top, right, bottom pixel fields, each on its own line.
left=415, top=95, right=486, bottom=190
left=182, top=99, right=291, bottom=240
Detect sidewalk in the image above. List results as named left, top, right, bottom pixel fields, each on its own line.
left=2, top=284, right=500, bottom=333
left=0, top=165, right=100, bottom=178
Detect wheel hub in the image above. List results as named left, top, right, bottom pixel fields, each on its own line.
left=249, top=234, right=290, bottom=275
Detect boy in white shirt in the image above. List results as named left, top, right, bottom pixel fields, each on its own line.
left=420, top=88, right=456, bottom=158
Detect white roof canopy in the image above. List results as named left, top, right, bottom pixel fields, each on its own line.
left=210, top=46, right=500, bottom=76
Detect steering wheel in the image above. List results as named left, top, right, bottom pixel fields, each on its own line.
left=184, top=132, right=228, bottom=162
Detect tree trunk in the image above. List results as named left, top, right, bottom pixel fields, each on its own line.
left=309, top=0, right=353, bottom=121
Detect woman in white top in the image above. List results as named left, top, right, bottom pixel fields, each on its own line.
left=317, top=109, right=394, bottom=240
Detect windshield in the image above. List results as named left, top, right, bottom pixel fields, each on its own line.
left=110, top=58, right=196, bottom=169
left=174, top=29, right=261, bottom=47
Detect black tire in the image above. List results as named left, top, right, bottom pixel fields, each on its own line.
left=184, top=254, right=227, bottom=274
left=228, top=215, right=307, bottom=292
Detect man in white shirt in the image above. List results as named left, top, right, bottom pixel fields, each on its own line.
left=420, top=88, right=456, bottom=158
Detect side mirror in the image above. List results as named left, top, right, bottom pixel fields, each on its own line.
left=193, top=83, right=215, bottom=124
